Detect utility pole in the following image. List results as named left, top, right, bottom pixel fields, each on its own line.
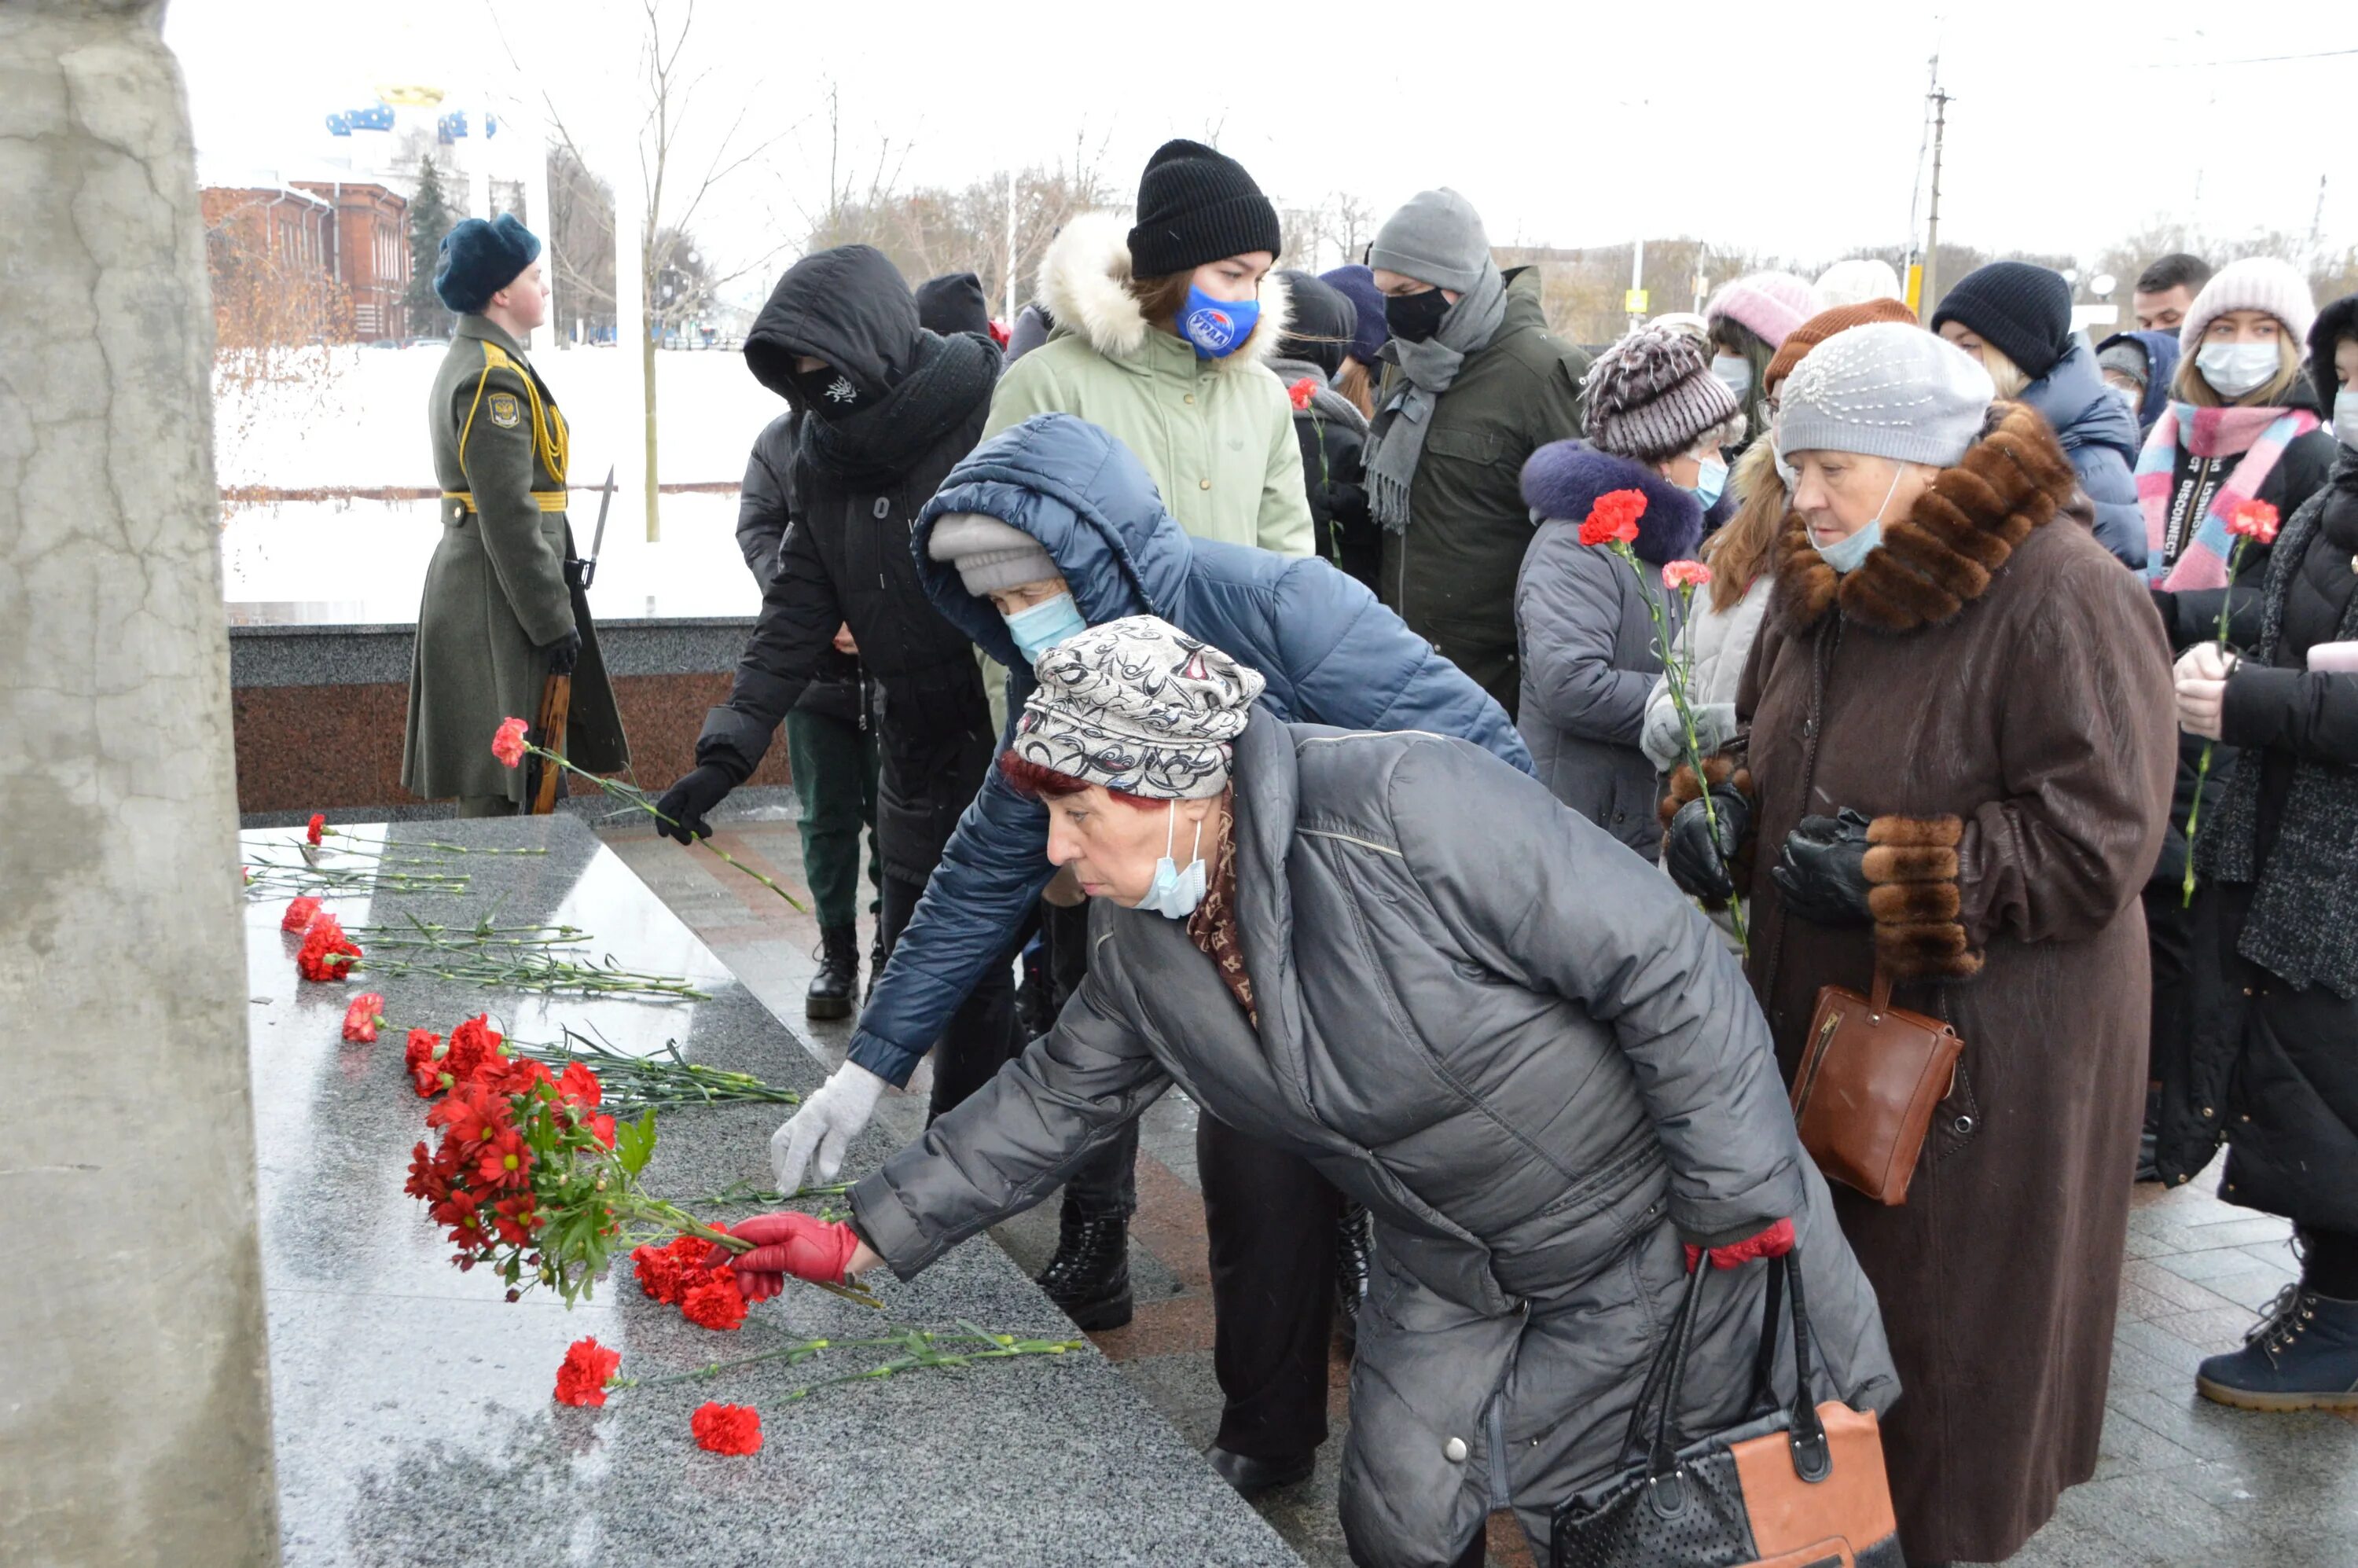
left=1005, top=171, right=1018, bottom=324
left=1627, top=235, right=1647, bottom=329
left=1921, top=70, right=1952, bottom=317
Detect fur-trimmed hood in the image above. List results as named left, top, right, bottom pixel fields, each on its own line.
left=1035, top=209, right=1291, bottom=373
left=1772, top=402, right=2080, bottom=636
left=1519, top=440, right=1703, bottom=567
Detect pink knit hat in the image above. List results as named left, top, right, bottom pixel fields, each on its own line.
left=1706, top=271, right=1821, bottom=349
left=2178, top=256, right=2319, bottom=354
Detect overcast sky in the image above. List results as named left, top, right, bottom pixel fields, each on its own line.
left=169, top=0, right=2356, bottom=288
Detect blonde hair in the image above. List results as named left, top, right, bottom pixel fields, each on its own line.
left=1700, top=439, right=1785, bottom=615
left=1974, top=344, right=2029, bottom=400
left=2175, top=332, right=2305, bottom=409
left=1334, top=358, right=1377, bottom=420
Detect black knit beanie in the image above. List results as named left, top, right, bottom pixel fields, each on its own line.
left=1126, top=139, right=1282, bottom=278
left=1930, top=262, right=2073, bottom=380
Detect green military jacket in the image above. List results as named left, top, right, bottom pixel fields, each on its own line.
left=401, top=317, right=626, bottom=804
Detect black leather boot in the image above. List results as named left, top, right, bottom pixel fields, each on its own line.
left=865, top=925, right=886, bottom=1005
left=1036, top=1206, right=1133, bottom=1331
left=1335, top=1203, right=1372, bottom=1356
left=806, top=925, right=857, bottom=1020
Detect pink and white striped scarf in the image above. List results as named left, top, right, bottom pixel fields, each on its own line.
left=2137, top=401, right=2321, bottom=589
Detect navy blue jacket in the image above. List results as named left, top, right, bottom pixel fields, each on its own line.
left=2096, top=329, right=2184, bottom=436
left=845, top=413, right=1533, bottom=1084
left=2021, top=340, right=2146, bottom=569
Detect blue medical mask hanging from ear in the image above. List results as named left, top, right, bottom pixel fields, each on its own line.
left=1179, top=285, right=1260, bottom=359
left=1686, top=455, right=1728, bottom=509
left=1137, top=803, right=1208, bottom=919
left=1003, top=592, right=1087, bottom=666
left=1812, top=465, right=1904, bottom=575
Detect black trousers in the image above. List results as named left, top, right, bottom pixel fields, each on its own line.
left=2303, top=1228, right=2358, bottom=1298
left=877, top=872, right=1023, bottom=1122
left=1200, top=1109, right=1343, bottom=1460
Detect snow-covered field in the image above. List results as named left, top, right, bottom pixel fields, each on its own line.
left=217, top=343, right=783, bottom=621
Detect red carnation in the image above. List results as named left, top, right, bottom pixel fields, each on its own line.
left=281, top=895, right=322, bottom=933
left=1662, top=560, right=1713, bottom=592
left=296, top=915, right=361, bottom=982
left=2226, top=498, right=2281, bottom=545
left=441, top=1013, right=504, bottom=1085
left=633, top=1230, right=723, bottom=1305
left=306, top=812, right=326, bottom=846
left=492, top=716, right=531, bottom=769
left=1287, top=376, right=1318, bottom=411
left=681, top=1269, right=749, bottom=1332
left=554, top=1336, right=623, bottom=1408
left=341, top=993, right=386, bottom=1043
left=557, top=1061, right=603, bottom=1109
left=587, top=1113, right=617, bottom=1148
left=690, top=1401, right=762, bottom=1455
left=1578, top=489, right=1647, bottom=548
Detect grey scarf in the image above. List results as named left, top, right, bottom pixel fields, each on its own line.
left=1362, top=262, right=1509, bottom=532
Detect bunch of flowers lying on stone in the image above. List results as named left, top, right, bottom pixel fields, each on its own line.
left=280, top=895, right=706, bottom=1003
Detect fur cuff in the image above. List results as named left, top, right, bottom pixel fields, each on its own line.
left=1863, top=816, right=1982, bottom=979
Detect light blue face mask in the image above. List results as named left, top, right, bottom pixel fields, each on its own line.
left=1712, top=354, right=1753, bottom=400
left=1811, top=467, right=1903, bottom=575
left=1687, top=455, right=1728, bottom=509
left=1136, top=804, right=1208, bottom=920
left=1004, top=592, right=1087, bottom=666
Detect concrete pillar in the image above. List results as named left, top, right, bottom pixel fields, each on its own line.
left=0, top=5, right=281, bottom=1564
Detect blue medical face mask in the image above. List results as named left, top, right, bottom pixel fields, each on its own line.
left=1003, top=592, right=1087, bottom=666
left=1712, top=354, right=1753, bottom=400
left=1137, top=804, right=1208, bottom=920
left=1686, top=455, right=1728, bottom=509
left=1179, top=284, right=1260, bottom=359
left=1811, top=467, right=1903, bottom=575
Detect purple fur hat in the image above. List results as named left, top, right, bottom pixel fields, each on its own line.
left=1520, top=441, right=1704, bottom=567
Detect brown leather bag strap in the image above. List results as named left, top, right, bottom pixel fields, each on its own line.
left=1869, top=964, right=1894, bottom=1015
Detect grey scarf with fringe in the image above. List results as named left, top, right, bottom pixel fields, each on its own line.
left=1362, top=262, right=1508, bottom=533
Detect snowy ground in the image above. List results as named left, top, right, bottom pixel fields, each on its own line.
left=216, top=343, right=782, bottom=621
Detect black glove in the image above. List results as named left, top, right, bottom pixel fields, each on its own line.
left=542, top=628, right=582, bottom=676
left=654, top=763, right=735, bottom=844
left=1771, top=810, right=1875, bottom=927
left=1665, top=783, right=1751, bottom=904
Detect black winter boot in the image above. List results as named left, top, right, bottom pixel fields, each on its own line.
left=865, top=925, right=886, bottom=1005
left=1036, top=1206, right=1133, bottom=1331
left=2197, top=1284, right=2358, bottom=1412
left=1335, top=1203, right=1372, bottom=1355
left=806, top=925, right=857, bottom=1020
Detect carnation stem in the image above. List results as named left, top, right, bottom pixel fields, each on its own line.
left=517, top=743, right=808, bottom=912
left=2180, top=537, right=2248, bottom=909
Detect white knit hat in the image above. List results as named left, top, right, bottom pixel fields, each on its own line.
left=1776, top=322, right=1995, bottom=470
left=1814, top=259, right=1905, bottom=308
left=2178, top=257, right=2318, bottom=354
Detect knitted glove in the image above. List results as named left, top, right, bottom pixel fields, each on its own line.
left=1684, top=1217, right=1796, bottom=1272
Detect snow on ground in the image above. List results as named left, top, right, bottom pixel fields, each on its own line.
left=218, top=343, right=780, bottom=620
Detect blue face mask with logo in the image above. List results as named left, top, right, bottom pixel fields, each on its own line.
left=1686, top=455, right=1728, bottom=509
left=1004, top=592, right=1087, bottom=666
left=1137, top=805, right=1208, bottom=919
left=1179, top=285, right=1260, bottom=359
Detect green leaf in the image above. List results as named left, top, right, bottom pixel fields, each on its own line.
left=615, top=1110, right=659, bottom=1177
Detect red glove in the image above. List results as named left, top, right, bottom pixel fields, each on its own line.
left=1684, top=1217, right=1795, bottom=1273
left=704, top=1211, right=863, bottom=1302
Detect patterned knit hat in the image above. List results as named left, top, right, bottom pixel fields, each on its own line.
left=1706, top=271, right=1821, bottom=349
left=2179, top=256, right=2319, bottom=354
left=1126, top=140, right=1282, bottom=278
left=1765, top=299, right=1922, bottom=398
left=1776, top=322, right=1994, bottom=470
left=1581, top=325, right=1742, bottom=461
left=1014, top=616, right=1266, bottom=799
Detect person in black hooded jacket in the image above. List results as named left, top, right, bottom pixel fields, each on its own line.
left=1267, top=270, right=1376, bottom=588
left=658, top=245, right=1017, bottom=1118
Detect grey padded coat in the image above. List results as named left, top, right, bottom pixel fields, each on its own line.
left=850, top=715, right=1897, bottom=1566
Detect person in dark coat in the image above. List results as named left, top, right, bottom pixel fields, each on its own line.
left=717, top=615, right=1897, bottom=1568
left=2097, top=328, right=2184, bottom=439
left=1364, top=189, right=1591, bottom=718
left=1669, top=325, right=2176, bottom=1562
left=766, top=413, right=1533, bottom=1496
left=2162, top=296, right=2358, bottom=1411
left=733, top=405, right=880, bottom=1016
left=914, top=270, right=994, bottom=342
left=653, top=244, right=1012, bottom=1115
left=1267, top=269, right=1376, bottom=586
left=1513, top=325, right=1733, bottom=857
left=1932, top=260, right=2147, bottom=567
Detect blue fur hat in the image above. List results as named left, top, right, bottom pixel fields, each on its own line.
left=1519, top=441, right=1704, bottom=567
left=433, top=213, right=542, bottom=314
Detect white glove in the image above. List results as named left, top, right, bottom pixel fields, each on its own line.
left=2173, top=643, right=2236, bottom=740
left=1641, top=699, right=1736, bottom=773
left=770, top=1061, right=887, bottom=1194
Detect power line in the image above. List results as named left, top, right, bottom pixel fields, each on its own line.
left=2141, top=46, right=2358, bottom=67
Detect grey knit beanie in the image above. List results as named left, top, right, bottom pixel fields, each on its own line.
left=1368, top=189, right=1491, bottom=293
left=927, top=512, right=1057, bottom=596
left=1014, top=616, right=1265, bottom=799
left=1775, top=322, right=1994, bottom=470
left=1581, top=325, right=1743, bottom=461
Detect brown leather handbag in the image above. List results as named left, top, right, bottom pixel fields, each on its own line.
left=1790, top=968, right=1963, bottom=1206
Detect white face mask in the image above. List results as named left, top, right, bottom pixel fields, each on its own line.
left=2196, top=340, right=2279, bottom=399
left=1134, top=803, right=1207, bottom=920
left=2336, top=387, right=2358, bottom=450
left=1711, top=354, right=1753, bottom=400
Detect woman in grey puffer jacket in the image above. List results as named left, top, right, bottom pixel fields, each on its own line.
left=717, top=617, right=1897, bottom=1568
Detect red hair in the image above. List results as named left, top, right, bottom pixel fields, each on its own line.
left=997, top=751, right=1162, bottom=810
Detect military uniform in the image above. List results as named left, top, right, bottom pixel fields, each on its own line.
left=402, top=316, right=626, bottom=808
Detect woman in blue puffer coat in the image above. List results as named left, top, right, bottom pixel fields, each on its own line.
left=1934, top=261, right=2147, bottom=567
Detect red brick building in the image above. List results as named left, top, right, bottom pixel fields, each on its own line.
left=294, top=182, right=410, bottom=340
left=200, top=180, right=410, bottom=342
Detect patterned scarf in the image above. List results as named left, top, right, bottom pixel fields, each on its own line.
left=1183, top=806, right=1254, bottom=1029
left=2137, top=401, right=2322, bottom=589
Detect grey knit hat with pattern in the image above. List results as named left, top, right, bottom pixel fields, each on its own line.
left=1581, top=325, right=1743, bottom=461
left=1014, top=616, right=1265, bottom=799
left=1775, top=322, right=1995, bottom=470
left=927, top=512, right=1057, bottom=596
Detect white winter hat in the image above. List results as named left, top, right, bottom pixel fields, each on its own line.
left=1776, top=322, right=1995, bottom=471
left=2178, top=256, right=2318, bottom=354
left=1814, top=259, right=1905, bottom=308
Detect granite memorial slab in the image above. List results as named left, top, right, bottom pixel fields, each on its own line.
left=242, top=814, right=1298, bottom=1566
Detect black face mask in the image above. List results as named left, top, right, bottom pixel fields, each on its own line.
left=789, top=360, right=878, bottom=418
left=1384, top=287, right=1452, bottom=344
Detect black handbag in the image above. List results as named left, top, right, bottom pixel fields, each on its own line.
left=1550, top=1251, right=1901, bottom=1568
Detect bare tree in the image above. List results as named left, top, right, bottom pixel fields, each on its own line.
left=546, top=142, right=615, bottom=342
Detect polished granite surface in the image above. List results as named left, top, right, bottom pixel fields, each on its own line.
left=241, top=816, right=1296, bottom=1566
